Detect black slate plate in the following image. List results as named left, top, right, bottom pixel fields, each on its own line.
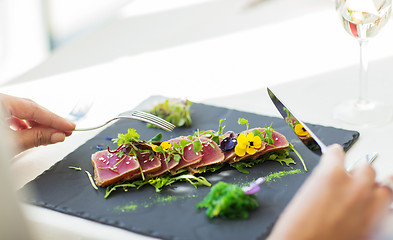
left=19, top=102, right=359, bottom=240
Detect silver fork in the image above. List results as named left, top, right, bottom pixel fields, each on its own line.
left=74, top=111, right=175, bottom=132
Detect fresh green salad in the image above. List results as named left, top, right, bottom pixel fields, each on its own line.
left=148, top=99, right=192, bottom=127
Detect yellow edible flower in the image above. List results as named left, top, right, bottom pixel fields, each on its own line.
left=294, top=124, right=311, bottom=137
left=235, top=132, right=262, bottom=157
left=161, top=141, right=172, bottom=150
left=151, top=144, right=160, bottom=152
left=151, top=141, right=172, bottom=152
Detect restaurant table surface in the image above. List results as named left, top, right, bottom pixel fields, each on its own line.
left=2, top=0, right=393, bottom=239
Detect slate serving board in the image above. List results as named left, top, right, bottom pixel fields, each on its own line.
left=19, top=102, right=359, bottom=240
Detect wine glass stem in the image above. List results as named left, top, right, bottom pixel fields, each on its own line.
left=358, top=39, right=369, bottom=105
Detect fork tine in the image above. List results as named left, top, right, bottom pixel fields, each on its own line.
left=132, top=112, right=172, bottom=126
left=132, top=111, right=175, bottom=130
left=126, top=116, right=174, bottom=132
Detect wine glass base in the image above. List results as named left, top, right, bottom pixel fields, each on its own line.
left=333, top=100, right=393, bottom=127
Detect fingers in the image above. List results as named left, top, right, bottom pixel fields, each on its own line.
left=351, top=162, right=377, bottom=186
left=367, top=182, right=393, bottom=232
left=1, top=94, right=76, bottom=132
left=374, top=185, right=393, bottom=211
left=13, top=127, right=67, bottom=152
left=319, top=144, right=346, bottom=168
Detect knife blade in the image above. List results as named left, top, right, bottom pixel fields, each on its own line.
left=267, top=87, right=326, bottom=156
left=267, top=87, right=377, bottom=171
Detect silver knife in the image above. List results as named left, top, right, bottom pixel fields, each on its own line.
left=267, top=87, right=377, bottom=171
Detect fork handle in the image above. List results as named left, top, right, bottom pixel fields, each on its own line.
left=73, top=117, right=120, bottom=131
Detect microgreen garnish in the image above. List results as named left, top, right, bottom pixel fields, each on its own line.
left=113, top=128, right=140, bottom=145
left=149, top=132, right=163, bottom=143
left=193, top=140, right=203, bottom=153
left=104, top=174, right=211, bottom=197
left=217, top=118, right=226, bottom=134
left=289, top=143, right=308, bottom=171
left=105, top=182, right=137, bottom=198
left=85, top=170, right=98, bottom=190
left=238, top=118, right=250, bottom=132
left=68, top=166, right=82, bottom=171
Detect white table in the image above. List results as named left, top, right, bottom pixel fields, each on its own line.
left=2, top=0, right=393, bottom=239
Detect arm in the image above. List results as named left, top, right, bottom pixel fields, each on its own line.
left=0, top=93, right=76, bottom=153
left=268, top=144, right=393, bottom=240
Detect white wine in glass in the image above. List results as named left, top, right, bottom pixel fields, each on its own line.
left=334, top=0, right=393, bottom=126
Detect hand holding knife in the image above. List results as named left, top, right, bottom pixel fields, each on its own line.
left=266, top=87, right=377, bottom=172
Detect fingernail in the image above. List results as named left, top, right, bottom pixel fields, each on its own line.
left=67, top=121, right=76, bottom=129
left=51, top=132, right=66, bottom=143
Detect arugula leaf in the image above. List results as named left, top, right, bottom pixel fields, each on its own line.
left=196, top=164, right=224, bottom=174
left=231, top=162, right=254, bottom=174
left=231, top=149, right=294, bottom=174
left=104, top=173, right=212, bottom=197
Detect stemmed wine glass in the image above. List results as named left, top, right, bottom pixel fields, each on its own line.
left=334, top=0, right=393, bottom=126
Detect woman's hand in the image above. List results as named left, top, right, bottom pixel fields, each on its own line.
left=0, top=93, right=76, bottom=153
left=269, top=144, right=393, bottom=240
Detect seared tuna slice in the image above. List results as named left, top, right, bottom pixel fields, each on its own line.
left=146, top=153, right=180, bottom=177
left=92, top=150, right=139, bottom=187
left=169, top=137, right=203, bottom=173
left=125, top=153, right=161, bottom=181
left=188, top=137, right=225, bottom=171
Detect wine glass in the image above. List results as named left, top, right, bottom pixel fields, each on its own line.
left=334, top=0, right=393, bottom=126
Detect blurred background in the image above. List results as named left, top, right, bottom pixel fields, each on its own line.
left=0, top=0, right=229, bottom=85
left=1, top=0, right=340, bottom=87
left=0, top=0, right=133, bottom=84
